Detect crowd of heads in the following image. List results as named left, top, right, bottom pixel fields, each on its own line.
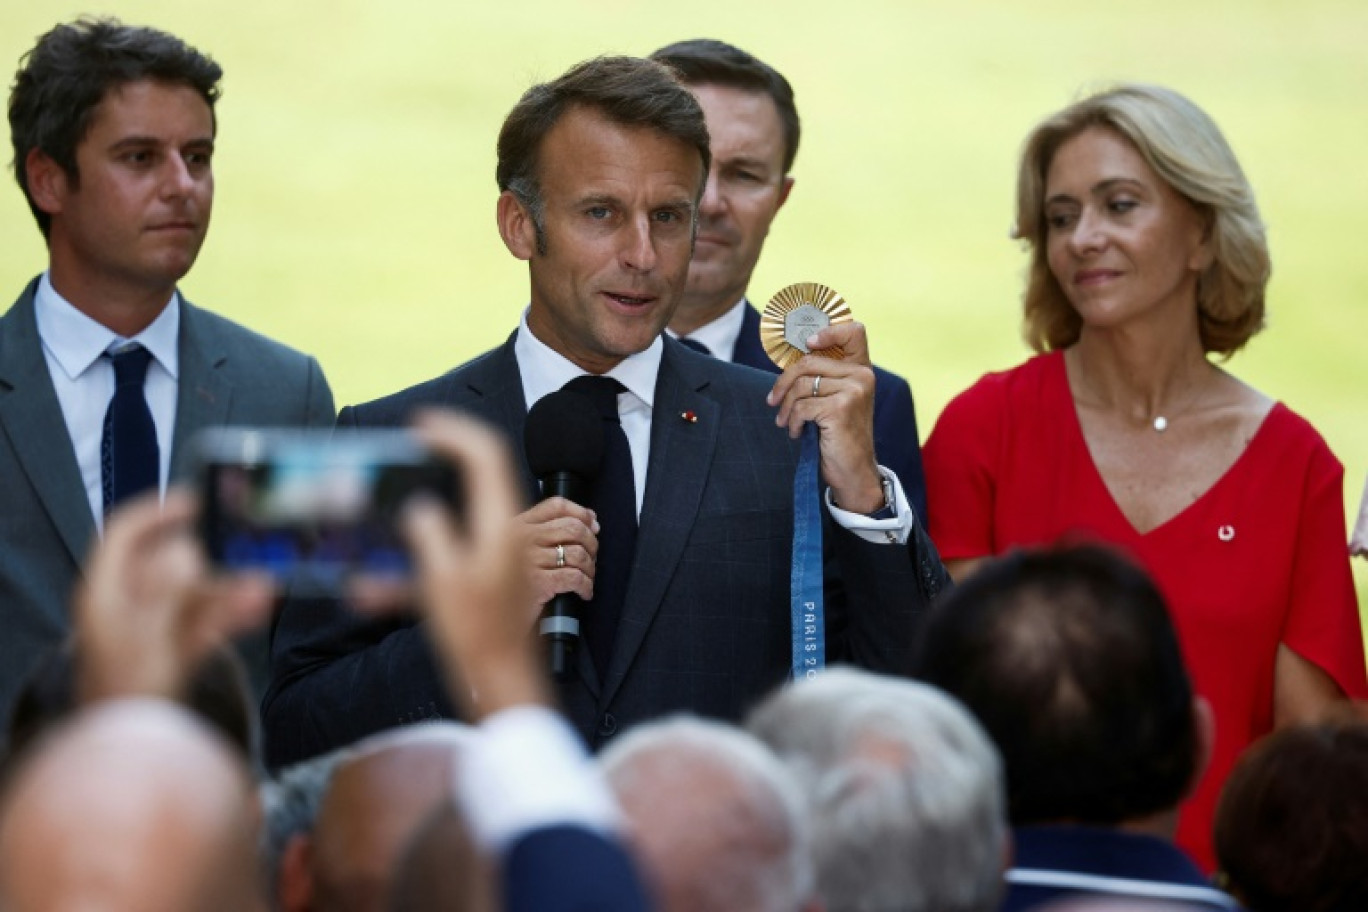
left=8, top=536, right=1361, bottom=911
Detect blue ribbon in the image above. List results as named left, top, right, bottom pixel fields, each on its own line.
left=790, top=424, right=825, bottom=680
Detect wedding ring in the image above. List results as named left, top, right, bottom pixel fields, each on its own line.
left=811, top=375, right=822, bottom=398
left=555, top=543, right=565, bottom=568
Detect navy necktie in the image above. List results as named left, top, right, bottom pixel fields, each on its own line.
left=678, top=336, right=713, bottom=357
left=101, top=344, right=159, bottom=516
left=563, top=375, right=637, bottom=676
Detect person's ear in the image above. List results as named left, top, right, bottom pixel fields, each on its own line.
left=497, top=191, right=537, bottom=261
left=776, top=174, right=795, bottom=212
left=1187, top=695, right=1216, bottom=798
left=1188, top=208, right=1216, bottom=272
left=25, top=149, right=70, bottom=217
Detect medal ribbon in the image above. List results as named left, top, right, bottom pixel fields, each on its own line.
left=790, top=424, right=825, bottom=680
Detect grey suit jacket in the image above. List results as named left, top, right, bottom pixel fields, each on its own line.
left=264, top=334, right=948, bottom=766
left=0, top=277, right=335, bottom=744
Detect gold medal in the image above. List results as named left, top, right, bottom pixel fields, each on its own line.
left=760, top=282, right=852, bottom=370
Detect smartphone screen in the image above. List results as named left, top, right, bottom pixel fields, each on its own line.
left=198, top=429, right=459, bottom=594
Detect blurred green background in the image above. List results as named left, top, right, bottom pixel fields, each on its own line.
left=3, top=0, right=1366, bottom=645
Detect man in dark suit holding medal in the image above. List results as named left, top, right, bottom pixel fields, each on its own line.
left=265, top=54, right=948, bottom=767
left=651, top=39, right=930, bottom=526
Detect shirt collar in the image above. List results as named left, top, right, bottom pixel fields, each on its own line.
left=34, top=272, right=181, bottom=380
left=514, top=307, right=661, bottom=412
left=666, top=296, right=747, bottom=363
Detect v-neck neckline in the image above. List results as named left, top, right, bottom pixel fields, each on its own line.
left=1049, top=351, right=1282, bottom=540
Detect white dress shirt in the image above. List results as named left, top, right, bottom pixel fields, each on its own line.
left=515, top=311, right=657, bottom=518
left=667, top=296, right=748, bottom=361
left=514, top=309, right=913, bottom=543
left=34, top=272, right=179, bottom=532
left=1352, top=473, right=1368, bottom=558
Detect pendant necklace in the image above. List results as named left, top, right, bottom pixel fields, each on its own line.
left=1151, top=383, right=1209, bottom=433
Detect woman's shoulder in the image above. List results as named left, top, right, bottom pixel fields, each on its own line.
left=941, top=351, right=1064, bottom=419
left=1226, top=377, right=1343, bottom=478
left=1261, top=402, right=1343, bottom=470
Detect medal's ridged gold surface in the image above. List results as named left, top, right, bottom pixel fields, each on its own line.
left=760, top=282, right=853, bottom=369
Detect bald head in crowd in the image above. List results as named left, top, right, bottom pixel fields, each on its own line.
left=747, top=668, right=1008, bottom=912
left=297, top=723, right=473, bottom=912
left=601, top=717, right=816, bottom=912
left=0, top=698, right=262, bottom=912
left=390, top=801, right=494, bottom=912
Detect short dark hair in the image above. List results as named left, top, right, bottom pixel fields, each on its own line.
left=1215, top=716, right=1368, bottom=912
left=910, top=545, right=1198, bottom=826
left=7, top=16, right=222, bottom=238
left=650, top=39, right=800, bottom=174
left=496, top=55, right=710, bottom=254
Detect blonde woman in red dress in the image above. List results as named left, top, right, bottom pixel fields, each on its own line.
left=923, top=84, right=1367, bottom=870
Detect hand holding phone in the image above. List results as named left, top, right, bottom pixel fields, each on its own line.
left=197, top=428, right=461, bottom=596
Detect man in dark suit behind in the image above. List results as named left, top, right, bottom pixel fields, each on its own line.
left=0, top=18, right=335, bottom=742
left=650, top=39, right=930, bottom=525
left=265, top=55, right=947, bottom=767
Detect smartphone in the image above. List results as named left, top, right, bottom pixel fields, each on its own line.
left=197, top=428, right=460, bottom=594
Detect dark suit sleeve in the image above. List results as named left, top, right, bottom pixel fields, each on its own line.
left=823, top=511, right=951, bottom=676
left=302, top=355, right=336, bottom=427
left=503, top=826, right=652, bottom=912
left=871, top=368, right=928, bottom=528
left=261, top=404, right=455, bottom=769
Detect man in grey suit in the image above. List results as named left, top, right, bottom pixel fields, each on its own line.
left=265, top=55, right=946, bottom=767
left=0, top=18, right=334, bottom=742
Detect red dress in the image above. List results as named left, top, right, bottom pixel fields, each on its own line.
left=923, top=351, right=1367, bottom=870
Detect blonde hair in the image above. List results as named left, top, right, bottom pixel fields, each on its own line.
left=1014, top=84, right=1269, bottom=355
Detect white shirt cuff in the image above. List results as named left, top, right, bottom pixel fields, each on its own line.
left=458, top=705, right=619, bottom=853
left=1351, top=474, right=1368, bottom=558
left=825, top=465, right=913, bottom=545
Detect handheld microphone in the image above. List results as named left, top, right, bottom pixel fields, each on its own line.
left=524, top=389, right=604, bottom=677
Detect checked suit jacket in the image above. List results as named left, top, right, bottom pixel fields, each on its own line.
left=263, top=333, right=948, bottom=766
left=0, top=278, right=335, bottom=743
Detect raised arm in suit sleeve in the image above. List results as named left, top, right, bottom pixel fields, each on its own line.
left=870, top=367, right=929, bottom=528
left=464, top=706, right=649, bottom=912
left=822, top=492, right=950, bottom=677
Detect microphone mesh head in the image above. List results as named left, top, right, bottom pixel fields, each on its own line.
left=524, top=389, right=605, bottom=479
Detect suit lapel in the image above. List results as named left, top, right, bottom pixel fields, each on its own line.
left=169, top=299, right=233, bottom=483
left=599, top=341, right=720, bottom=707
left=731, top=302, right=781, bottom=375
left=462, top=334, right=538, bottom=499
left=0, top=281, right=96, bottom=577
